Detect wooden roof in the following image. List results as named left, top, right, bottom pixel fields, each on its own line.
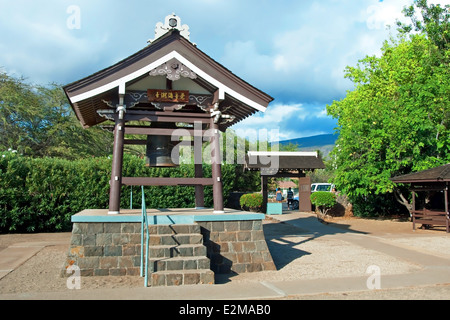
left=63, top=30, right=273, bottom=130
left=277, top=180, right=297, bottom=189
left=391, top=164, right=450, bottom=183
left=244, top=151, right=326, bottom=171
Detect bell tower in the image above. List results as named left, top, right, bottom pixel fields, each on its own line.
left=63, top=14, right=273, bottom=214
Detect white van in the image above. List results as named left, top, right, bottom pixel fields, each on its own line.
left=311, top=183, right=335, bottom=193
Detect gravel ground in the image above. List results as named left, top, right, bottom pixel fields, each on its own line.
left=219, top=219, right=424, bottom=283
left=0, top=215, right=448, bottom=299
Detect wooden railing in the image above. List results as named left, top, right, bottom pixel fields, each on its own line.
left=411, top=209, right=449, bottom=233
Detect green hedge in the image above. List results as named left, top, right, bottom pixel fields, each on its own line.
left=0, top=152, right=259, bottom=233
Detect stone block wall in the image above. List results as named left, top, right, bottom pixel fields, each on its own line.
left=63, top=219, right=276, bottom=278
left=64, top=222, right=143, bottom=277
left=197, top=220, right=276, bottom=274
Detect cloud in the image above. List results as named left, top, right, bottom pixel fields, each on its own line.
left=217, top=0, right=413, bottom=107
left=232, top=102, right=337, bottom=142
left=3, top=0, right=447, bottom=140
left=366, top=1, right=408, bottom=30
left=0, top=1, right=114, bottom=84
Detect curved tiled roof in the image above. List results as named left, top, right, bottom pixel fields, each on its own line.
left=63, top=30, right=273, bottom=130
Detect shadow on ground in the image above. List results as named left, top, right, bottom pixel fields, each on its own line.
left=263, top=216, right=367, bottom=269
left=215, top=214, right=367, bottom=283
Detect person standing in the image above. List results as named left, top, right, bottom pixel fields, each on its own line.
left=276, top=188, right=283, bottom=203
left=287, top=187, right=294, bottom=210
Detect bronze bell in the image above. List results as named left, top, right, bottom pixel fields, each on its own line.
left=145, top=123, right=178, bottom=167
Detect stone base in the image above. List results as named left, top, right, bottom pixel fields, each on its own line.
left=197, top=220, right=276, bottom=274
left=62, top=208, right=276, bottom=284
left=64, top=222, right=142, bottom=277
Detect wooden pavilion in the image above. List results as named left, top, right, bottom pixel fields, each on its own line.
left=244, top=151, right=325, bottom=212
left=63, top=14, right=273, bottom=214
left=391, top=164, right=450, bottom=232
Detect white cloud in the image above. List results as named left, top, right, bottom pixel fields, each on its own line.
left=366, top=0, right=450, bottom=31
left=232, top=102, right=335, bottom=141
left=366, top=1, right=407, bottom=30
left=3, top=0, right=447, bottom=140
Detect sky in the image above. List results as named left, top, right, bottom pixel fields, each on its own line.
left=0, top=0, right=449, bottom=142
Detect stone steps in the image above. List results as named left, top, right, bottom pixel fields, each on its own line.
left=151, top=269, right=215, bottom=286
left=148, top=256, right=211, bottom=272
left=148, top=233, right=204, bottom=246
left=145, top=224, right=214, bottom=287
left=147, top=244, right=207, bottom=258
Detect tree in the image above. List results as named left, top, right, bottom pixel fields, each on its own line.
left=397, top=0, right=449, bottom=50
left=0, top=71, right=113, bottom=159
left=326, top=2, right=450, bottom=216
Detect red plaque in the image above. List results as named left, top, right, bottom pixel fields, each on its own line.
left=147, top=89, right=189, bottom=103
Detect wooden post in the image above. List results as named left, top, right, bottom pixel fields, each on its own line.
left=412, top=189, right=416, bottom=230
left=445, top=182, right=449, bottom=233
left=195, top=164, right=205, bottom=209
left=194, top=122, right=205, bottom=209
left=108, top=113, right=126, bottom=214
left=298, top=174, right=311, bottom=212
left=210, top=118, right=224, bottom=213
left=261, top=175, right=268, bottom=214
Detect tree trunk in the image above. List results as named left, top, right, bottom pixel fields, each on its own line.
left=394, top=189, right=413, bottom=216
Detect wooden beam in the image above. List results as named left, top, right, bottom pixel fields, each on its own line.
left=124, top=139, right=147, bottom=145
left=124, top=114, right=211, bottom=123
left=124, top=126, right=213, bottom=137
left=125, top=109, right=211, bottom=118
left=262, top=172, right=306, bottom=178
left=124, top=139, right=198, bottom=146
left=122, top=177, right=214, bottom=186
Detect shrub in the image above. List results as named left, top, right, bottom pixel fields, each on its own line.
left=240, top=193, right=263, bottom=212
left=0, top=152, right=259, bottom=233
left=310, top=191, right=337, bottom=219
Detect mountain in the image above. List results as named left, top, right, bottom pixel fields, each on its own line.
left=279, top=134, right=338, bottom=148
left=278, top=133, right=338, bottom=159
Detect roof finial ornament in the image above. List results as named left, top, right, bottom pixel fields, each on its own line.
left=148, top=13, right=191, bottom=43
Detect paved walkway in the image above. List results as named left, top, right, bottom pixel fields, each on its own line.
left=0, top=212, right=449, bottom=300
left=0, top=239, right=68, bottom=281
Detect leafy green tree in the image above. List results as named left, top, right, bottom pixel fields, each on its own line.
left=0, top=71, right=113, bottom=159
left=280, top=142, right=300, bottom=151
left=397, top=0, right=449, bottom=50
left=327, top=1, right=449, bottom=216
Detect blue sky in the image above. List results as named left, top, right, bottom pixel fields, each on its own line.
left=0, top=0, right=448, bottom=141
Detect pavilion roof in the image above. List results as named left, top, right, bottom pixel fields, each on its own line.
left=391, top=164, right=450, bottom=183
left=244, top=151, right=326, bottom=171
left=63, top=29, right=273, bottom=131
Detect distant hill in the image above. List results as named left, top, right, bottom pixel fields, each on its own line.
left=278, top=133, right=338, bottom=159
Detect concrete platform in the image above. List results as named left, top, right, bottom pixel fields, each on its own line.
left=72, top=208, right=265, bottom=224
